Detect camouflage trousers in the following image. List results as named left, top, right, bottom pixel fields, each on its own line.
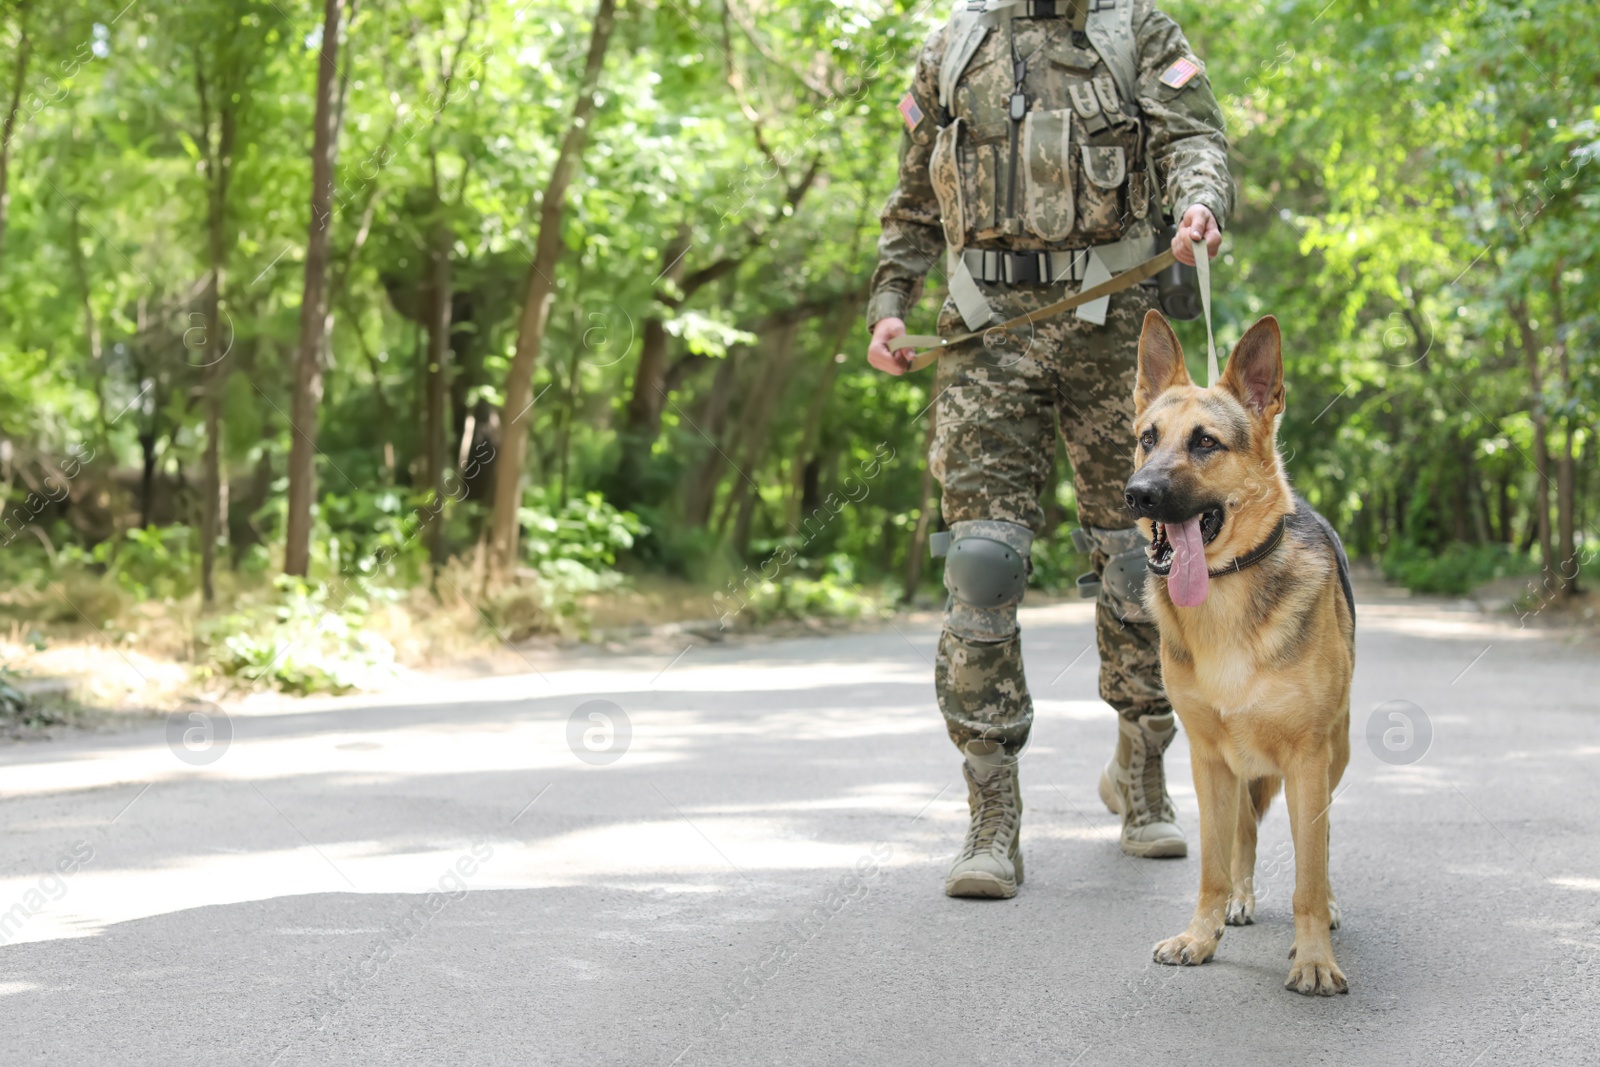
left=930, top=281, right=1169, bottom=755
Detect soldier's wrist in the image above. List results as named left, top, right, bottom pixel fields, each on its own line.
left=865, top=291, right=910, bottom=335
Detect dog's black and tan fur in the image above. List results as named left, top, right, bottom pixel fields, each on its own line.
left=1126, top=310, right=1356, bottom=996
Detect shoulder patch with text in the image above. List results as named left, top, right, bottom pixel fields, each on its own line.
left=1159, top=57, right=1200, bottom=89
left=898, top=92, right=925, bottom=131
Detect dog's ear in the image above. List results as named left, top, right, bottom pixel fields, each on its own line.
left=1220, top=315, right=1285, bottom=419
left=1135, top=310, right=1190, bottom=415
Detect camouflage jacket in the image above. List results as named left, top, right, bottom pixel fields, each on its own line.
left=866, top=1, right=1234, bottom=328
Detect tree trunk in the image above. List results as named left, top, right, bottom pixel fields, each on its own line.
left=423, top=194, right=452, bottom=571
left=196, top=67, right=236, bottom=607
left=139, top=429, right=159, bottom=529
left=554, top=269, right=588, bottom=503
left=448, top=293, right=480, bottom=462
left=1451, top=452, right=1471, bottom=543
left=68, top=200, right=106, bottom=436
left=0, top=19, right=29, bottom=267
left=1496, top=472, right=1512, bottom=544
left=1553, top=317, right=1577, bottom=596
left=685, top=347, right=745, bottom=527
left=717, top=318, right=800, bottom=550
left=614, top=225, right=690, bottom=506
left=284, top=0, right=349, bottom=577
left=1467, top=470, right=1490, bottom=546
left=1510, top=300, right=1555, bottom=585
left=485, top=0, right=618, bottom=584
left=786, top=306, right=852, bottom=529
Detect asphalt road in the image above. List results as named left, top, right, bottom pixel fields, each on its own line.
left=1, top=596, right=1597, bottom=1066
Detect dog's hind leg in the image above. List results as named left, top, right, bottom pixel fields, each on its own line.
left=1227, top=775, right=1281, bottom=925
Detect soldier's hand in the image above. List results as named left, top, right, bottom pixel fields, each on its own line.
left=1173, top=204, right=1221, bottom=265
left=867, top=316, right=913, bottom=376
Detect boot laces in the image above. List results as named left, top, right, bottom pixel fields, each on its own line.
left=960, top=763, right=1018, bottom=859
left=1127, top=729, right=1177, bottom=828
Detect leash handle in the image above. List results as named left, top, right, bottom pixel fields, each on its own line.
left=1193, top=237, right=1217, bottom=387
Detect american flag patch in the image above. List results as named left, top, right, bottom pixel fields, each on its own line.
left=898, top=92, right=925, bottom=131
left=1159, top=57, right=1200, bottom=89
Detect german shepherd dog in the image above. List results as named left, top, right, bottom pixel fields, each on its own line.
left=1124, top=311, right=1355, bottom=996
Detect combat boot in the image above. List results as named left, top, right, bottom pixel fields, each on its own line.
left=1097, top=712, right=1187, bottom=858
left=945, top=741, right=1024, bottom=898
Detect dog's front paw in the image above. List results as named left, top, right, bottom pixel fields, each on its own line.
left=1153, top=930, right=1219, bottom=966
left=1285, top=946, right=1347, bottom=996
left=1226, top=890, right=1255, bottom=926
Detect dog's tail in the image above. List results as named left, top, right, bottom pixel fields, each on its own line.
left=1247, top=775, right=1282, bottom=824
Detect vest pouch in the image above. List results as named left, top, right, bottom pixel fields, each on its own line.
left=967, top=141, right=1003, bottom=242
left=1021, top=109, right=1076, bottom=244
left=1129, top=164, right=1151, bottom=220
left=929, top=118, right=966, bottom=249
left=1078, top=144, right=1126, bottom=237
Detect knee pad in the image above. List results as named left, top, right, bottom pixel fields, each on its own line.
left=1072, top=525, right=1151, bottom=623
left=937, top=520, right=1033, bottom=641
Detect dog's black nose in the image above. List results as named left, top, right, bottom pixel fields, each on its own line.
left=1124, top=471, right=1167, bottom=517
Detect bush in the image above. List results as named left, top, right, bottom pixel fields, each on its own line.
left=1380, top=541, right=1530, bottom=596
left=199, top=577, right=397, bottom=694
left=0, top=669, right=30, bottom=718
left=520, top=491, right=645, bottom=572
left=629, top=505, right=722, bottom=580
left=718, top=553, right=881, bottom=625
left=67, top=526, right=199, bottom=601
left=518, top=491, right=645, bottom=605
left=0, top=667, right=72, bottom=731
left=314, top=488, right=434, bottom=583
left=741, top=574, right=879, bottom=623
left=413, top=494, right=650, bottom=642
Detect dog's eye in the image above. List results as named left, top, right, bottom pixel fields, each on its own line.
left=1198, top=434, right=1218, bottom=449
left=1139, top=430, right=1156, bottom=450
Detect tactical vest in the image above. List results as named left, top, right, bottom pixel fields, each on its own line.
left=928, top=1, right=1152, bottom=255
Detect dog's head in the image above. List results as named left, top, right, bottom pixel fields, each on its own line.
left=1125, top=310, right=1292, bottom=608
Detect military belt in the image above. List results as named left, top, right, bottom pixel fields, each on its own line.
left=963, top=248, right=1090, bottom=286
left=966, top=1, right=1099, bottom=19
left=961, top=234, right=1156, bottom=288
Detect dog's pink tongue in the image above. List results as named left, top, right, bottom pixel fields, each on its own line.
left=1167, top=515, right=1210, bottom=608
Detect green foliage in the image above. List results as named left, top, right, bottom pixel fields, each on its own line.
left=734, top=554, right=881, bottom=624
left=488, top=492, right=646, bottom=630
left=0, top=669, right=30, bottom=719
left=629, top=505, right=725, bottom=580
left=521, top=491, right=644, bottom=573
left=317, top=489, right=434, bottom=582
left=199, top=577, right=397, bottom=695
left=1380, top=542, right=1532, bottom=597
left=0, top=667, right=72, bottom=730
left=1030, top=525, right=1091, bottom=595
left=67, top=526, right=199, bottom=602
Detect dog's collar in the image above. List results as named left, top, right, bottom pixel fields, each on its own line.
left=1205, top=516, right=1289, bottom=578
left=1146, top=516, right=1289, bottom=579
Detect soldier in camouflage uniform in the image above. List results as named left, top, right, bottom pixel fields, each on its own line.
left=864, top=0, right=1233, bottom=898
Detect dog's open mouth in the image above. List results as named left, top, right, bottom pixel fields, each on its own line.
left=1147, top=507, right=1224, bottom=608
left=1146, top=508, right=1225, bottom=573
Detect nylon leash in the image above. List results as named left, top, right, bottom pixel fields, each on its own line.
left=1192, top=237, right=1217, bottom=386
left=888, top=248, right=1178, bottom=372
